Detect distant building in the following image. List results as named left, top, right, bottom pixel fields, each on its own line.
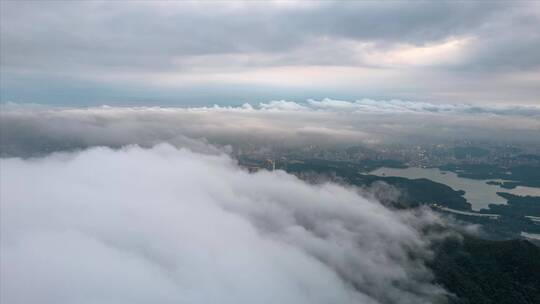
left=264, top=159, right=275, bottom=171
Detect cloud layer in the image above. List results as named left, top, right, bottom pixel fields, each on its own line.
left=1, top=144, right=449, bottom=304
left=2, top=100, right=540, bottom=157
left=1, top=1, right=539, bottom=104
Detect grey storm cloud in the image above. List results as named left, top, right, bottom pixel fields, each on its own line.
left=1, top=143, right=453, bottom=304
left=1, top=99, right=539, bottom=157
left=1, top=1, right=536, bottom=69
left=1, top=1, right=540, bottom=105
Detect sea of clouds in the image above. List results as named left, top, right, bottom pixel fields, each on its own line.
left=2, top=99, right=540, bottom=157
left=1, top=144, right=452, bottom=304
left=1, top=98, right=534, bottom=303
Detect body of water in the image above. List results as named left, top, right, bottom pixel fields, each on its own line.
left=521, top=232, right=540, bottom=241
left=369, top=167, right=540, bottom=211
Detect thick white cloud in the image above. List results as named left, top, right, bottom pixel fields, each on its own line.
left=1, top=144, right=449, bottom=304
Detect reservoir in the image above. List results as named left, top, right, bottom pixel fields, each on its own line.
left=369, top=167, right=540, bottom=211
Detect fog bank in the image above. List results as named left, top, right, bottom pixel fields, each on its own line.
left=2, top=99, right=539, bottom=157
left=1, top=144, right=449, bottom=304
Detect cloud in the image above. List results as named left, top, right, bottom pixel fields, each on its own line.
left=1, top=99, right=540, bottom=157
left=258, top=100, right=309, bottom=111
left=1, top=1, right=539, bottom=104
left=0, top=144, right=450, bottom=304
left=0, top=2, right=503, bottom=69
left=304, top=98, right=540, bottom=116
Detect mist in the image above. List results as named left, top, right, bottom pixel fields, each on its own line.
left=0, top=144, right=454, bottom=304
left=2, top=99, right=539, bottom=157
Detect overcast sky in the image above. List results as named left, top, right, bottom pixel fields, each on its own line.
left=1, top=1, right=539, bottom=106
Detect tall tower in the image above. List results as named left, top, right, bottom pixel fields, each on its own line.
left=264, top=159, right=275, bottom=171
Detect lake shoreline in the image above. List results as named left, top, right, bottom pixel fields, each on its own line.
left=369, top=166, right=540, bottom=211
